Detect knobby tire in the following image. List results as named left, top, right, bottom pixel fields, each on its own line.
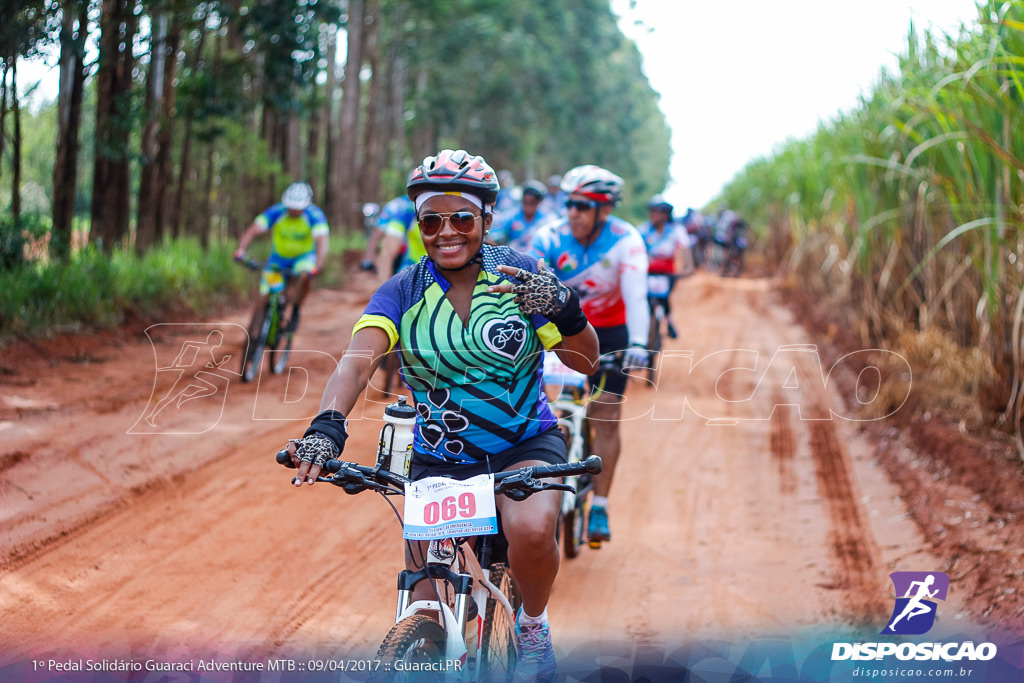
left=241, top=304, right=272, bottom=383
left=374, top=615, right=447, bottom=681
left=479, top=563, right=519, bottom=681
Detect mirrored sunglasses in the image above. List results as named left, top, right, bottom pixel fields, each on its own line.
left=418, top=211, right=481, bottom=237
left=565, top=199, right=597, bottom=212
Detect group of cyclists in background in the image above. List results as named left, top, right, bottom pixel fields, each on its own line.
left=232, top=154, right=751, bottom=681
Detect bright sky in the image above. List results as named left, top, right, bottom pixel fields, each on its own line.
left=612, top=0, right=982, bottom=209
left=20, top=1, right=980, bottom=210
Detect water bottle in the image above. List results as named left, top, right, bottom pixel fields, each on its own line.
left=379, top=396, right=416, bottom=476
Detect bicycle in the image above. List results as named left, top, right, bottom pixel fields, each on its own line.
left=644, top=273, right=679, bottom=385
left=238, top=258, right=295, bottom=382
left=542, top=352, right=624, bottom=554
left=721, top=234, right=746, bottom=278
left=276, top=444, right=602, bottom=680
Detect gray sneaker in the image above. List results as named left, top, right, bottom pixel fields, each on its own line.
left=515, top=609, right=556, bottom=682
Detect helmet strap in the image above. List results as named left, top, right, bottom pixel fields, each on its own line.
left=584, top=209, right=606, bottom=246
left=435, top=248, right=483, bottom=272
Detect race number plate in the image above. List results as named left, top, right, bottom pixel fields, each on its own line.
left=263, top=270, right=286, bottom=293
left=403, top=474, right=498, bottom=540
left=647, top=274, right=671, bottom=296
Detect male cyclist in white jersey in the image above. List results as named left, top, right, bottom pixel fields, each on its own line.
left=528, top=165, right=649, bottom=543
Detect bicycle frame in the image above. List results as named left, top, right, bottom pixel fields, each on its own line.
left=393, top=534, right=513, bottom=668
left=279, top=447, right=600, bottom=678
left=548, top=391, right=589, bottom=520
left=239, top=259, right=294, bottom=382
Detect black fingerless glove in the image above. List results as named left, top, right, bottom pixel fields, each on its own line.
left=546, top=286, right=588, bottom=337
left=304, top=410, right=349, bottom=454
left=509, top=264, right=589, bottom=337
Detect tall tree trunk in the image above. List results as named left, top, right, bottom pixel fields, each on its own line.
left=335, top=0, right=364, bottom=233
left=0, top=63, right=8, bottom=181
left=307, top=74, right=320, bottom=192
left=10, top=59, right=21, bottom=220
left=360, top=1, right=382, bottom=206
left=154, top=16, right=181, bottom=245
left=170, top=18, right=207, bottom=238
left=285, top=114, right=300, bottom=179
left=91, top=0, right=137, bottom=251
left=380, top=3, right=406, bottom=179
left=323, top=24, right=338, bottom=222
left=52, top=0, right=89, bottom=260
left=136, top=9, right=168, bottom=253
left=200, top=141, right=215, bottom=247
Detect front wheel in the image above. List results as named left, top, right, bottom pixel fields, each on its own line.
left=270, top=333, right=293, bottom=374
left=480, top=563, right=519, bottom=681
left=564, top=473, right=593, bottom=559
left=647, top=308, right=663, bottom=385
left=375, top=615, right=447, bottom=681
left=240, top=305, right=271, bottom=383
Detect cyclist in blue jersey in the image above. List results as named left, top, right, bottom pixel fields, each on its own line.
left=538, top=174, right=568, bottom=219
left=286, top=149, right=599, bottom=681
left=359, top=194, right=426, bottom=282
left=490, top=179, right=554, bottom=251
left=638, top=194, right=691, bottom=340
left=528, top=165, right=649, bottom=545
left=234, top=182, right=329, bottom=334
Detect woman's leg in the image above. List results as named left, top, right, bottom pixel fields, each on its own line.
left=494, top=460, right=561, bottom=617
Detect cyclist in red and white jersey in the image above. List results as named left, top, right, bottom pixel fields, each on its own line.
left=527, top=164, right=648, bottom=544
left=638, top=194, right=690, bottom=339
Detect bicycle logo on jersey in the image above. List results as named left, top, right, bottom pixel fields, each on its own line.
left=481, top=316, right=528, bottom=360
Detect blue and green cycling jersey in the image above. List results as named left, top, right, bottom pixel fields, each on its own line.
left=255, top=203, right=329, bottom=258
left=353, top=245, right=562, bottom=464
left=377, top=195, right=425, bottom=269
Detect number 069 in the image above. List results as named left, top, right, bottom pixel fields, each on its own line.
left=422, top=492, right=477, bottom=524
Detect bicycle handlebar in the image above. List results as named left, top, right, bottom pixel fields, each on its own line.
left=275, top=448, right=602, bottom=500
left=238, top=258, right=296, bottom=277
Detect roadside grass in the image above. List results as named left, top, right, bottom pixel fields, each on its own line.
left=0, top=229, right=369, bottom=341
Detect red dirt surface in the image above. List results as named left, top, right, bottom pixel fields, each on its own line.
left=0, top=269, right=1020, bottom=678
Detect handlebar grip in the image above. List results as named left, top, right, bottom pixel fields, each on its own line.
left=531, top=455, right=602, bottom=478
left=325, top=459, right=343, bottom=474
left=276, top=449, right=296, bottom=468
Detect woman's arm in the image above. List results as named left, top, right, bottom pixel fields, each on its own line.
left=319, top=326, right=393, bottom=415
left=291, top=326, right=392, bottom=484
left=553, top=324, right=599, bottom=375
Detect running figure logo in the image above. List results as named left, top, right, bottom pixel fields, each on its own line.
left=129, top=323, right=245, bottom=434
left=881, top=571, right=949, bottom=635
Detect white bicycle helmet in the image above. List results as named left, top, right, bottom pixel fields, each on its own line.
left=282, top=182, right=314, bottom=210
left=561, top=165, right=623, bottom=205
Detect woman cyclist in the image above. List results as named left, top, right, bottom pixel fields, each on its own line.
left=286, top=149, right=598, bottom=680
left=637, top=194, right=691, bottom=340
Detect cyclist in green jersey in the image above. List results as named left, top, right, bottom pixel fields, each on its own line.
left=234, top=182, right=329, bottom=333
left=285, top=150, right=598, bottom=681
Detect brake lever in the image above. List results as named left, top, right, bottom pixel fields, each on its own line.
left=324, top=466, right=398, bottom=496
left=537, top=482, right=576, bottom=494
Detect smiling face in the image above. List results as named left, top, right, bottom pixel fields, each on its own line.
left=417, top=193, right=491, bottom=270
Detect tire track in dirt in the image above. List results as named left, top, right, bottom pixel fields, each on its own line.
left=769, top=398, right=797, bottom=496
left=808, top=418, right=888, bottom=624
left=0, top=272, right=969, bottom=665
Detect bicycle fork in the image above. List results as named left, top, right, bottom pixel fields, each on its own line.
left=394, top=540, right=473, bottom=662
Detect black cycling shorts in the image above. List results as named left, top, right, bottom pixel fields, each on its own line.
left=588, top=324, right=629, bottom=398
left=410, top=427, right=567, bottom=481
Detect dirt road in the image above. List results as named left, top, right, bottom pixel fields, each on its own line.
left=0, top=271, right=995, bottom=677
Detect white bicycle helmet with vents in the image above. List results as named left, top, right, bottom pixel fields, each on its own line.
left=282, top=182, right=314, bottom=210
